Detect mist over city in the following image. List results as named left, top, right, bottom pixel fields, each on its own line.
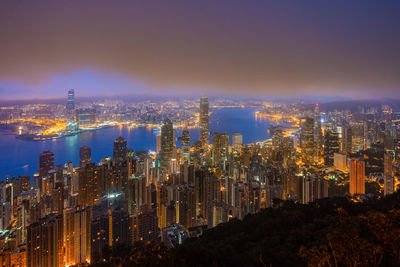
left=1, top=1, right=400, bottom=267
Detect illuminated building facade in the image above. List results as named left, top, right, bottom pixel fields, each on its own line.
left=113, top=136, right=127, bottom=165
left=160, top=119, right=174, bottom=172
left=79, top=145, right=91, bottom=167
left=181, top=130, right=190, bottom=163
left=27, top=214, right=63, bottom=267
left=300, top=117, right=315, bottom=165
left=131, top=204, right=160, bottom=243
left=232, top=133, right=243, bottom=151
left=67, top=89, right=75, bottom=122
left=349, top=158, right=365, bottom=195
left=64, top=206, right=91, bottom=266
left=213, top=132, right=229, bottom=172
left=324, top=130, right=340, bottom=166
left=199, top=96, right=209, bottom=150
left=90, top=197, right=130, bottom=263
left=384, top=152, right=394, bottom=196
left=39, top=151, right=54, bottom=177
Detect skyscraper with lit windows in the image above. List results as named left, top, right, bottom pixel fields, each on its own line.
left=349, top=158, right=365, bottom=195
left=300, top=117, right=314, bottom=165
left=160, top=119, right=174, bottom=172
left=384, top=152, right=394, bottom=196
left=199, top=97, right=209, bottom=150
left=113, top=136, right=127, bottom=165
left=67, top=89, right=75, bottom=122
left=181, top=129, right=190, bottom=163
left=80, top=145, right=91, bottom=167
left=39, top=151, right=54, bottom=177
left=232, top=133, right=243, bottom=151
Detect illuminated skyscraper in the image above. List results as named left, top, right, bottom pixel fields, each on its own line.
left=78, top=163, right=101, bottom=207
left=90, top=197, right=130, bottom=263
left=131, top=204, right=161, bottom=244
left=232, top=133, right=243, bottom=151
left=300, top=117, right=314, bottom=165
left=80, top=145, right=91, bottom=167
left=384, top=152, right=394, bottom=196
left=67, top=89, right=75, bottom=122
left=39, top=151, right=54, bottom=177
left=181, top=130, right=190, bottom=163
left=113, top=136, right=127, bottom=165
left=314, top=104, right=323, bottom=161
left=199, top=97, right=209, bottom=150
left=64, top=206, right=91, bottom=266
left=27, top=214, right=63, bottom=267
left=53, top=181, right=63, bottom=214
left=341, top=125, right=352, bottom=154
left=351, top=122, right=366, bottom=152
left=213, top=133, right=229, bottom=168
left=156, top=134, right=161, bottom=154
left=324, top=130, right=339, bottom=166
left=334, top=153, right=348, bottom=173
left=127, top=148, right=135, bottom=177
left=160, top=119, right=174, bottom=172
left=181, top=129, right=190, bottom=147
left=349, top=158, right=365, bottom=195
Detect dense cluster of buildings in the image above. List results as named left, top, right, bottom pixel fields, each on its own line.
left=0, top=96, right=400, bottom=266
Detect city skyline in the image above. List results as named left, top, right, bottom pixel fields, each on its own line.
left=1, top=1, right=400, bottom=100
left=1, top=2, right=400, bottom=266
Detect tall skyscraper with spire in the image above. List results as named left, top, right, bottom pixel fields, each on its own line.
left=199, top=97, right=209, bottom=150
left=67, top=89, right=75, bottom=123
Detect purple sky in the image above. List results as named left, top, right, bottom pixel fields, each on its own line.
left=1, top=0, right=400, bottom=100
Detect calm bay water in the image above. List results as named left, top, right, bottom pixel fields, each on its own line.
left=0, top=108, right=272, bottom=179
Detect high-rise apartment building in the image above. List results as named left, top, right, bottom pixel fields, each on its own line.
left=300, top=117, right=314, bottom=165
left=384, top=152, right=394, bottom=196
left=160, top=119, right=174, bottom=172
left=131, top=204, right=160, bottom=244
left=78, top=163, right=101, bottom=207
left=27, top=214, right=63, bottom=267
left=199, top=97, right=209, bottom=150
left=213, top=133, right=229, bottom=168
left=64, top=206, right=91, bottom=266
left=39, top=151, right=54, bottom=177
left=90, top=198, right=130, bottom=263
left=181, top=129, right=190, bottom=163
left=324, top=130, right=340, bottom=166
left=334, top=153, right=348, bottom=173
left=314, top=104, right=323, bottom=160
left=349, top=158, right=365, bottom=195
left=341, top=125, right=352, bottom=154
left=113, top=136, right=127, bottom=165
left=232, top=133, right=243, bottom=151
left=80, top=145, right=91, bottom=167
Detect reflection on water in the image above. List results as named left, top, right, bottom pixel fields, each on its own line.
left=0, top=108, right=272, bottom=179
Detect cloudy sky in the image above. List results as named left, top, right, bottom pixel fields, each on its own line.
left=1, top=0, right=399, bottom=99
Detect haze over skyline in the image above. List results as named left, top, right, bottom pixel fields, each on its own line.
left=1, top=0, right=400, bottom=100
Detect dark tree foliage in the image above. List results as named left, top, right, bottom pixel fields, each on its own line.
left=90, top=192, right=400, bottom=267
